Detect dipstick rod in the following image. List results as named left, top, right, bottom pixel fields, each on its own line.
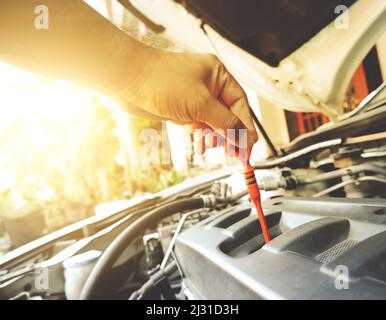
left=239, top=147, right=271, bottom=243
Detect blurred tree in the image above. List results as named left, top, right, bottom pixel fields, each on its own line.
left=0, top=89, right=124, bottom=236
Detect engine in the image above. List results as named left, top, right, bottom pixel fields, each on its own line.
left=139, top=127, right=386, bottom=300
left=1, top=94, right=386, bottom=300
left=174, top=198, right=386, bottom=299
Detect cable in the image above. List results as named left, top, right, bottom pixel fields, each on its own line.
left=298, top=163, right=386, bottom=185
left=253, top=138, right=342, bottom=169
left=250, top=110, right=279, bottom=158
left=129, top=261, right=178, bottom=300
left=313, top=176, right=386, bottom=197
left=80, top=198, right=206, bottom=300
left=160, top=209, right=204, bottom=270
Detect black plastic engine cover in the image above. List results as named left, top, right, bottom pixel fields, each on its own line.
left=179, top=0, right=356, bottom=66
left=175, top=197, right=386, bottom=299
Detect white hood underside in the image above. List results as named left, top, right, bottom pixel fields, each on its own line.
left=129, top=0, right=386, bottom=119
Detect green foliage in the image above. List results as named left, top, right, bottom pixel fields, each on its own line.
left=131, top=166, right=185, bottom=194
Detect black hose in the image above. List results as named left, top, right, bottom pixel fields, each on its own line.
left=80, top=198, right=205, bottom=300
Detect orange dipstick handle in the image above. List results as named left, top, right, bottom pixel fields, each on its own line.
left=238, top=147, right=271, bottom=243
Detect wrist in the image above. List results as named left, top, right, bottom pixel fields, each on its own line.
left=113, top=41, right=162, bottom=100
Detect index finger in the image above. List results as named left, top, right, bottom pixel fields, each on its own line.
left=217, top=66, right=258, bottom=146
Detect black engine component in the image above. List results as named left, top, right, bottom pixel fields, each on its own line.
left=175, top=197, right=386, bottom=299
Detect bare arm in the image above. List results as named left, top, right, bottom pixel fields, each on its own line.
left=0, top=0, right=258, bottom=149
left=0, top=0, right=152, bottom=93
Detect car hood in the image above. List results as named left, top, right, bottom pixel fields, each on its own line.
left=123, top=0, right=386, bottom=118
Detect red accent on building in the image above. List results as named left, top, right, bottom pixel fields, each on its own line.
left=294, top=63, right=369, bottom=135
left=351, top=63, right=369, bottom=102
left=295, top=112, right=329, bottom=135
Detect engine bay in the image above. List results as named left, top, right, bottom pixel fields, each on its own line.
left=0, top=86, right=386, bottom=300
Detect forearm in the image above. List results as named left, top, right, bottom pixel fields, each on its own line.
left=0, top=0, right=156, bottom=94
left=0, top=0, right=258, bottom=147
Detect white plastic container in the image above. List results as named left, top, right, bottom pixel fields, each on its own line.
left=63, top=250, right=101, bottom=300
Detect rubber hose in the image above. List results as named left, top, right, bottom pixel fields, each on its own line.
left=80, top=198, right=205, bottom=300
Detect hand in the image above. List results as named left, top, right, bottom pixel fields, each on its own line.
left=1, top=0, right=257, bottom=154
left=120, top=50, right=258, bottom=154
